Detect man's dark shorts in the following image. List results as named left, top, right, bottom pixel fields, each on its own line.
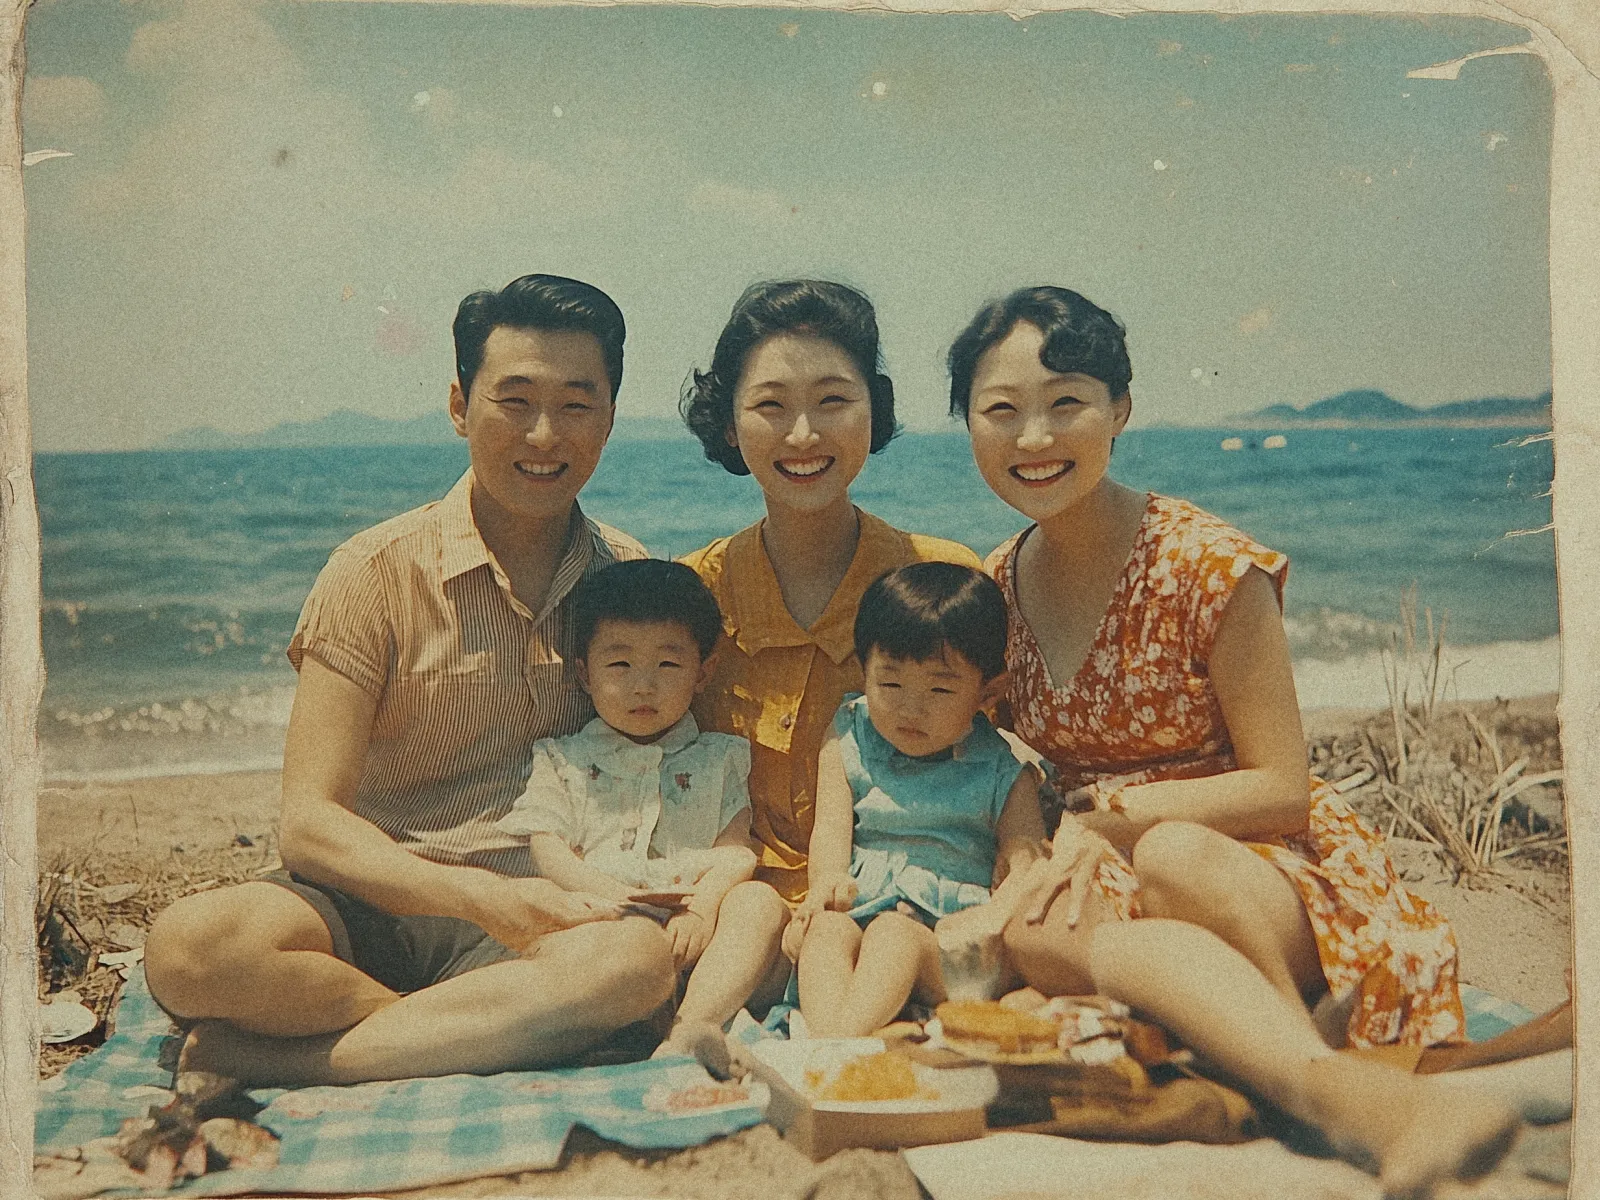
left=266, top=870, right=519, bottom=994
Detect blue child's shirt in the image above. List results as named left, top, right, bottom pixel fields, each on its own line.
left=833, top=693, right=1031, bottom=925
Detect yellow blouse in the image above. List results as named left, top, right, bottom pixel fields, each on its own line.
left=680, top=511, right=981, bottom=902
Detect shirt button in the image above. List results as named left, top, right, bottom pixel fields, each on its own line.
left=779, top=714, right=793, bottom=730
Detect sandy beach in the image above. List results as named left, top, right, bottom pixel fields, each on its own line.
left=36, top=696, right=1572, bottom=1199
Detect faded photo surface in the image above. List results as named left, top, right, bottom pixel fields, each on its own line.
left=11, top=1, right=1595, bottom=1197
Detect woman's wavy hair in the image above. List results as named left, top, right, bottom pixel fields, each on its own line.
left=680, top=279, right=900, bottom=476
left=947, top=286, right=1133, bottom=420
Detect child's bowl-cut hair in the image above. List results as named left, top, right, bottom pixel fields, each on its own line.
left=854, top=562, right=1008, bottom=681
left=571, top=559, right=724, bottom=662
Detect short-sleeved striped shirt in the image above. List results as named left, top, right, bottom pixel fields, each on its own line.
left=287, top=469, right=647, bottom=876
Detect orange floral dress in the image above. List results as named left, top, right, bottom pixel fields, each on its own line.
left=988, top=494, right=1464, bottom=1048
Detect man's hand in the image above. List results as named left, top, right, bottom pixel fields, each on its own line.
left=664, top=910, right=712, bottom=971
left=484, top=877, right=627, bottom=953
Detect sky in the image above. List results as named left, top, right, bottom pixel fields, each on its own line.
left=21, top=0, right=1553, bottom=453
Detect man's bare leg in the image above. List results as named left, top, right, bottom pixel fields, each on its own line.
left=654, top=881, right=788, bottom=1057
left=177, top=916, right=675, bottom=1086
left=146, top=882, right=400, bottom=1037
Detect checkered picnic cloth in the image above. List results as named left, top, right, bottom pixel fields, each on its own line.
left=1461, top=985, right=1535, bottom=1043
left=36, top=968, right=767, bottom=1196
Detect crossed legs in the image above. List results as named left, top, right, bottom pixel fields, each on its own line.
left=145, top=882, right=676, bottom=1087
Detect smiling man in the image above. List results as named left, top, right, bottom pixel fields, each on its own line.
left=143, top=275, right=675, bottom=1087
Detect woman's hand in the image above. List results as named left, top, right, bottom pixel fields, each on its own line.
left=1015, top=817, right=1119, bottom=929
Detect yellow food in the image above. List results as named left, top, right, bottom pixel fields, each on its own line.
left=806, top=1052, right=923, bottom=1101
left=937, top=1000, right=1059, bottom=1053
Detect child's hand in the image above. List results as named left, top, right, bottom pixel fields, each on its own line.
left=780, top=903, right=813, bottom=962
left=664, top=910, right=712, bottom=970
left=812, top=874, right=858, bottom=912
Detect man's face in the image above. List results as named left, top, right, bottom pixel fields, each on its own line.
left=449, top=326, right=615, bottom=530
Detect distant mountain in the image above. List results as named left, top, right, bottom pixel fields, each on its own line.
left=156, top=409, right=693, bottom=451
left=1227, top=390, right=1551, bottom=430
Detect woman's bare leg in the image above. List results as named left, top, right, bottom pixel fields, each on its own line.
left=146, top=882, right=400, bottom=1037
left=1132, top=821, right=1326, bottom=1006
left=1006, top=897, right=1519, bottom=1198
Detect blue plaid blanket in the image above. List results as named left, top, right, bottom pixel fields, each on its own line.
left=36, top=968, right=768, bottom=1196
left=35, top=970, right=1532, bottom=1197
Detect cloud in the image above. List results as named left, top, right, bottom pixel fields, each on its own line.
left=687, top=180, right=792, bottom=224
left=23, top=75, right=107, bottom=139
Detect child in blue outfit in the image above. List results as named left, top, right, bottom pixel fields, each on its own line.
left=783, top=562, right=1047, bottom=1037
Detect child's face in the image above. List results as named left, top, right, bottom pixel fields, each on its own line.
left=577, top=619, right=711, bottom=743
left=862, top=646, right=993, bottom=758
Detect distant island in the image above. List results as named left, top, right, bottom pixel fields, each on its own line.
left=156, top=410, right=693, bottom=451
left=1225, top=389, right=1552, bottom=430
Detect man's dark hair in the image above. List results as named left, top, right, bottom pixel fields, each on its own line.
left=571, top=559, right=724, bottom=662
left=680, top=279, right=900, bottom=476
left=947, top=286, right=1132, bottom=420
left=853, top=562, right=1008, bottom=681
left=453, top=274, right=626, bottom=402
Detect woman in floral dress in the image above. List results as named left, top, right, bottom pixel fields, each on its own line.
left=951, top=286, right=1517, bottom=1198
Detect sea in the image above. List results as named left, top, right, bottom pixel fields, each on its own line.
left=36, top=426, right=1558, bottom=782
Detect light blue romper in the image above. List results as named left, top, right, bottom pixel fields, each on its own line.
left=834, top=694, right=1030, bottom=928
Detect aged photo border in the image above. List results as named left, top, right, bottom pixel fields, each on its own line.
left=1, top=0, right=1596, bottom=1194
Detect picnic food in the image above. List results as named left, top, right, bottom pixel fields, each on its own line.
left=936, top=1001, right=1060, bottom=1054
left=804, top=1051, right=932, bottom=1102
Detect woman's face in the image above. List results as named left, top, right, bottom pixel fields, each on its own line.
left=729, top=333, right=874, bottom=515
left=966, top=321, right=1130, bottom=524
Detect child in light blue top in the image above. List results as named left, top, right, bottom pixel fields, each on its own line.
left=784, top=562, right=1047, bottom=1038
left=835, top=692, right=1024, bottom=925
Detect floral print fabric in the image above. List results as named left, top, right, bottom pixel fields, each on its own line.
left=988, top=494, right=1464, bottom=1048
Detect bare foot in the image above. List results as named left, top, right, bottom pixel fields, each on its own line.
left=650, top=1019, right=750, bottom=1080
left=1303, top=1054, right=1522, bottom=1199
left=177, top=1019, right=337, bottom=1088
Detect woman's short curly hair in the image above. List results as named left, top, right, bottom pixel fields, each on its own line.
left=680, top=279, right=900, bottom=476
left=947, top=286, right=1132, bottom=420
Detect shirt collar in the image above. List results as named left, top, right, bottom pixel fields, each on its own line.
left=437, top=468, right=595, bottom=624
left=724, top=509, right=909, bottom=665
left=580, top=712, right=701, bottom=774
left=437, top=470, right=492, bottom=582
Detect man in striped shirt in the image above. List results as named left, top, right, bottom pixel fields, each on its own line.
left=145, top=276, right=678, bottom=1086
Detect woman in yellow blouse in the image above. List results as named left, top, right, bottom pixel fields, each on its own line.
left=679, top=281, right=980, bottom=906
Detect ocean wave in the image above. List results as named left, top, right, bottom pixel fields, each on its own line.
left=1282, top=608, right=1394, bottom=660
left=42, top=685, right=296, bottom=782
